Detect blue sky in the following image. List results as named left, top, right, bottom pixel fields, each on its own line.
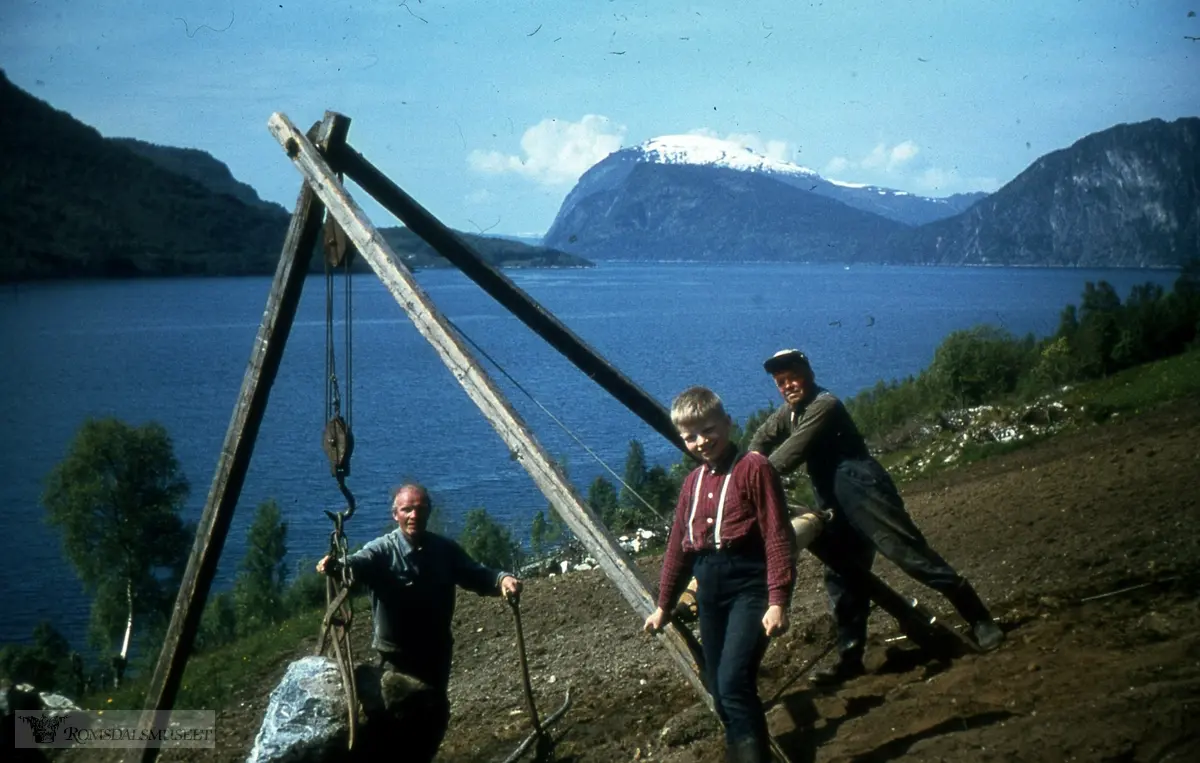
left=2, top=0, right=1197, bottom=236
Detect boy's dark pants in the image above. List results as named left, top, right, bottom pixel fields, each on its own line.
left=694, top=549, right=771, bottom=752
left=816, top=458, right=971, bottom=657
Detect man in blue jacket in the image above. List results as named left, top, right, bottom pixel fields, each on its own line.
left=317, top=483, right=521, bottom=758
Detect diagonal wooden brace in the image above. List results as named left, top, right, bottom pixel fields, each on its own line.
left=266, top=111, right=712, bottom=705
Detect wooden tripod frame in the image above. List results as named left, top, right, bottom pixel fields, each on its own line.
left=134, top=110, right=966, bottom=763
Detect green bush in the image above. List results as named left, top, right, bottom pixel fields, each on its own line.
left=195, top=591, right=237, bottom=652
left=1028, top=336, right=1076, bottom=388
left=233, top=499, right=289, bottom=635
left=845, top=267, right=1200, bottom=447
left=846, top=374, right=937, bottom=442
left=458, top=508, right=521, bottom=571
left=588, top=475, right=621, bottom=530
left=284, top=559, right=330, bottom=615
left=926, top=325, right=1033, bottom=407
left=0, top=622, right=72, bottom=691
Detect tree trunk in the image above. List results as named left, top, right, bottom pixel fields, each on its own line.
left=115, top=577, right=133, bottom=689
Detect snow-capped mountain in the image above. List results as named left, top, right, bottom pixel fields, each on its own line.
left=544, top=122, right=1199, bottom=267
left=634, top=135, right=821, bottom=179
left=542, top=134, right=968, bottom=262
left=544, top=156, right=907, bottom=264
left=548, top=135, right=985, bottom=243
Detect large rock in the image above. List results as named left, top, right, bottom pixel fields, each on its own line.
left=247, top=656, right=351, bottom=763
left=247, top=656, right=448, bottom=763
left=1, top=684, right=50, bottom=763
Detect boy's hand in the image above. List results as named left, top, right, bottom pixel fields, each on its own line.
left=644, top=607, right=670, bottom=634
left=316, top=555, right=336, bottom=575
left=762, top=605, right=789, bottom=637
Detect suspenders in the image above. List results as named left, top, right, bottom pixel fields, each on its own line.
left=686, top=453, right=743, bottom=549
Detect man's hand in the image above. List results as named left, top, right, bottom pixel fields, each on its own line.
left=762, top=604, right=789, bottom=637
left=644, top=607, right=670, bottom=634
left=500, top=575, right=523, bottom=601
left=316, top=555, right=337, bottom=576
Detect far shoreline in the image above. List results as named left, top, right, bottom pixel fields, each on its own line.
left=1, top=259, right=1185, bottom=286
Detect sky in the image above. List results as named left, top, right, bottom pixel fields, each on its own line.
left=2, top=1, right=1197, bottom=236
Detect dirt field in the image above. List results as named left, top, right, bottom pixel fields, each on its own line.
left=174, top=395, right=1200, bottom=762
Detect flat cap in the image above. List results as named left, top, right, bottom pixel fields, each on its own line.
left=763, top=349, right=810, bottom=374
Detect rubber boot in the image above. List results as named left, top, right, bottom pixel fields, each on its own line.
left=725, top=736, right=769, bottom=763
left=946, top=582, right=1005, bottom=652
left=809, top=640, right=866, bottom=686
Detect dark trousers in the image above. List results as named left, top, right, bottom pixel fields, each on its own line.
left=378, top=649, right=452, bottom=763
left=693, top=550, right=771, bottom=749
left=380, top=644, right=452, bottom=693
left=815, top=459, right=966, bottom=653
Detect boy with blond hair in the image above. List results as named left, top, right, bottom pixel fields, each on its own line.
left=645, top=386, right=795, bottom=763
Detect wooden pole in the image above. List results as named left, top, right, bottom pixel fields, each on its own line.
left=266, top=111, right=711, bottom=703
left=134, top=113, right=351, bottom=763
left=330, top=145, right=688, bottom=455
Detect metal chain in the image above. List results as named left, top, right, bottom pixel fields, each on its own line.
left=316, top=512, right=358, bottom=749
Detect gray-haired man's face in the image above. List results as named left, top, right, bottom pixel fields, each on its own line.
left=392, top=487, right=430, bottom=539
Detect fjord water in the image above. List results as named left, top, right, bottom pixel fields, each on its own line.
left=0, top=263, right=1179, bottom=647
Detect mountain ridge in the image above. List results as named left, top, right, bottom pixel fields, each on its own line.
left=545, top=119, right=1199, bottom=267
left=882, top=117, right=1200, bottom=267
left=549, top=134, right=988, bottom=237
left=546, top=161, right=905, bottom=263
left=0, top=72, right=589, bottom=280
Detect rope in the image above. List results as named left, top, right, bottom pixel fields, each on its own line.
left=344, top=247, right=353, bottom=427
left=324, top=265, right=334, bottom=421
left=318, top=214, right=358, bottom=748
left=445, top=317, right=665, bottom=523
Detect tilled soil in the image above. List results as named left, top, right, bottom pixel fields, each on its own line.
left=169, top=396, right=1200, bottom=762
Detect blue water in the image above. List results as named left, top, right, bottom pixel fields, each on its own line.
left=0, top=263, right=1180, bottom=648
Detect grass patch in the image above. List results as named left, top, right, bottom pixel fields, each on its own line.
left=75, top=597, right=371, bottom=714
left=172, top=606, right=324, bottom=709
left=875, top=349, right=1200, bottom=482
left=956, top=431, right=1056, bottom=466
left=1061, top=347, right=1200, bottom=419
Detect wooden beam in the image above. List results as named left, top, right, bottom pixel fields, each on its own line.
left=135, top=113, right=351, bottom=763
left=331, top=145, right=688, bottom=455
left=266, top=111, right=711, bottom=703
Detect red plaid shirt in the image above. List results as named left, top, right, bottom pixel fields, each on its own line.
left=656, top=448, right=795, bottom=608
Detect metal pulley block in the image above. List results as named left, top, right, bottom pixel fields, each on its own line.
left=323, top=215, right=354, bottom=268
left=322, top=415, right=354, bottom=476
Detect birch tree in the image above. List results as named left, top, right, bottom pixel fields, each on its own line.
left=42, top=418, right=191, bottom=686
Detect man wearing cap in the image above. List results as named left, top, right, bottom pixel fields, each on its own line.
left=749, top=350, right=1004, bottom=685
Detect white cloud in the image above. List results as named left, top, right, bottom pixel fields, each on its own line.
left=828, top=140, right=920, bottom=176
left=887, top=140, right=920, bottom=168
left=914, top=167, right=1001, bottom=194
left=824, top=156, right=851, bottom=175
left=465, top=188, right=494, bottom=205
left=823, top=140, right=997, bottom=195
left=467, top=115, right=626, bottom=186
left=687, top=129, right=797, bottom=163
